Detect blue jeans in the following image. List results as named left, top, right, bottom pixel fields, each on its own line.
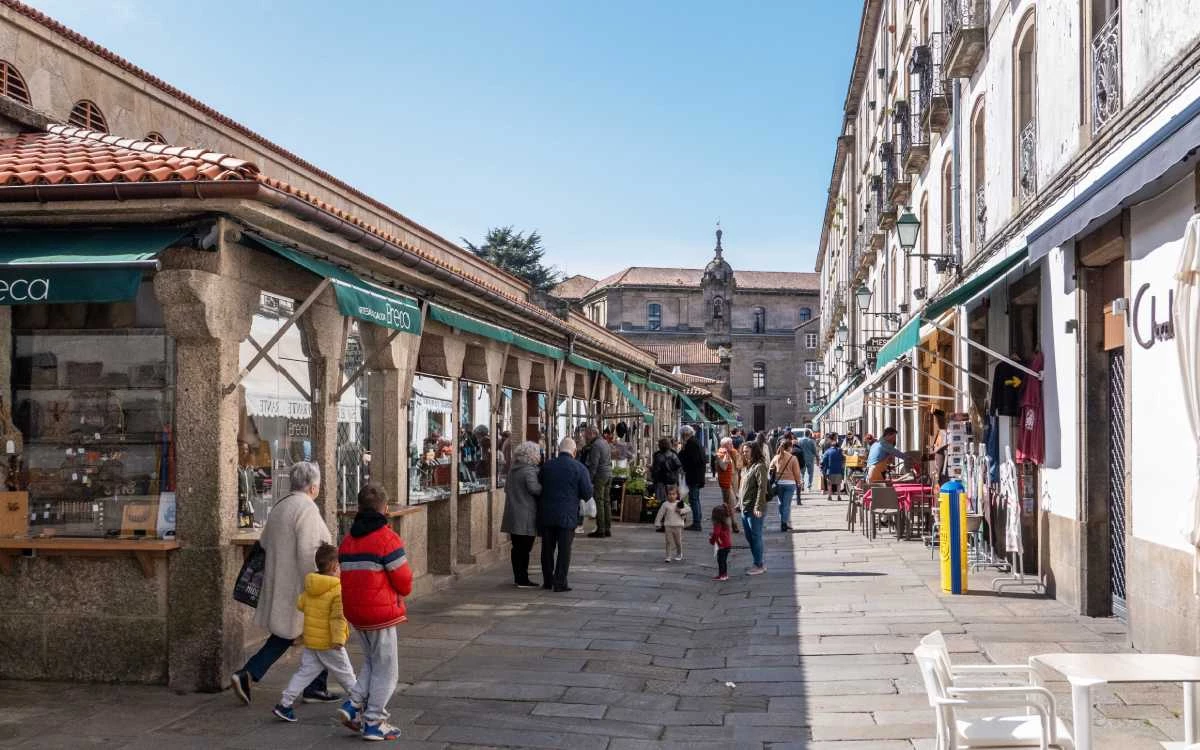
left=242, top=633, right=327, bottom=693
left=800, top=458, right=815, bottom=490
left=687, top=487, right=702, bottom=529
left=742, top=511, right=765, bottom=568
left=776, top=483, right=796, bottom=527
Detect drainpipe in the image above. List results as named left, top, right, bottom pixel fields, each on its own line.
left=951, top=78, right=965, bottom=415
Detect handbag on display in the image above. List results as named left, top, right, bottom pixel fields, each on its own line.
left=233, top=542, right=266, bottom=608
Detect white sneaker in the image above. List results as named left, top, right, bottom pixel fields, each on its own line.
left=664, top=557, right=673, bottom=563
left=673, top=555, right=684, bottom=561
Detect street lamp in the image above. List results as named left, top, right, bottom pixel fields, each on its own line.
left=854, top=284, right=902, bottom=325
left=835, top=344, right=845, bottom=361
left=900, top=207, right=959, bottom=271
left=836, top=323, right=849, bottom=345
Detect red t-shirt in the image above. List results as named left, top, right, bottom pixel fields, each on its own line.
left=709, top=523, right=732, bottom=550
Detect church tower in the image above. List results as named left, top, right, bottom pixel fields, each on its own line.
left=701, top=226, right=735, bottom=400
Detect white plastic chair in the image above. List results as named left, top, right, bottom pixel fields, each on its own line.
left=921, top=631, right=1044, bottom=686
left=915, top=645, right=1073, bottom=750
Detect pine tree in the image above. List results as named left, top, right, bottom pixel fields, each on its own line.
left=463, top=227, right=562, bottom=292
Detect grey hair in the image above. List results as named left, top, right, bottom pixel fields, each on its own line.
left=680, top=425, right=695, bottom=438
left=558, top=437, right=577, bottom=455
left=289, top=461, right=321, bottom=492
left=512, top=440, right=541, bottom=466
left=720, top=437, right=734, bottom=448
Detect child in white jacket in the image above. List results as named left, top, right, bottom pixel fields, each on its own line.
left=654, top=485, right=692, bottom=562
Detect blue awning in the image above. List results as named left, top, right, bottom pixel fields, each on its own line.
left=1028, top=92, right=1200, bottom=260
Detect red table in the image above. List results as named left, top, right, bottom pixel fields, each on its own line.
left=862, top=483, right=935, bottom=510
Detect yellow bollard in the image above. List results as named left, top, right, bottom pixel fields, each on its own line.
left=939, top=480, right=968, bottom=594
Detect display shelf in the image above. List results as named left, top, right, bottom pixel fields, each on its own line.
left=0, top=537, right=179, bottom=577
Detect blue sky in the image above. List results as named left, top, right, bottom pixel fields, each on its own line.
left=33, top=0, right=861, bottom=279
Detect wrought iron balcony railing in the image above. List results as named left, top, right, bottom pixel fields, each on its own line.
left=914, top=34, right=952, bottom=133
left=1018, top=119, right=1037, bottom=205
left=901, top=93, right=930, bottom=173
left=943, top=0, right=988, bottom=78
left=1092, top=8, right=1121, bottom=135
left=974, top=184, right=987, bottom=251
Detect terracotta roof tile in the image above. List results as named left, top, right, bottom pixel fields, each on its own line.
left=549, top=274, right=599, bottom=299
left=641, top=342, right=721, bottom=366
left=587, top=267, right=819, bottom=293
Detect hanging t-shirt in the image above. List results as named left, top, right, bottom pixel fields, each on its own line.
left=990, top=361, right=1024, bottom=416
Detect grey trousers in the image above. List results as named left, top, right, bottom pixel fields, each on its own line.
left=351, top=626, right=399, bottom=723
left=281, top=646, right=357, bottom=707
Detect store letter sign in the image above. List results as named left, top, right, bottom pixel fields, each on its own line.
left=1131, top=282, right=1175, bottom=350
left=0, top=277, right=50, bottom=303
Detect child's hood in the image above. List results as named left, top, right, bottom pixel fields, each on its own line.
left=304, top=572, right=341, bottom=597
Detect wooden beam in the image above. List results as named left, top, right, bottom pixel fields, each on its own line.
left=226, top=277, right=331, bottom=395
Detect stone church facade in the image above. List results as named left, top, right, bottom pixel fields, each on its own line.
left=552, top=231, right=822, bottom=431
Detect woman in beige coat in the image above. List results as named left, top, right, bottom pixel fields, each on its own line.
left=231, top=461, right=334, bottom=705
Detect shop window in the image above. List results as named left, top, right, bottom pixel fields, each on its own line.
left=13, top=282, right=176, bottom=538
left=334, top=329, right=370, bottom=520
left=0, top=60, right=31, bottom=106
left=458, top=381, right=491, bottom=494
left=409, top=374, right=453, bottom=502
left=647, top=303, right=662, bottom=331
left=496, top=388, right=513, bottom=487
left=68, top=99, right=107, bottom=132
left=236, top=292, right=315, bottom=527
left=798, top=307, right=812, bottom=322
left=753, top=306, right=767, bottom=333
left=752, top=362, right=766, bottom=395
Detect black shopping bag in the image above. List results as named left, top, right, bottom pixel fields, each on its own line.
left=233, top=542, right=266, bottom=608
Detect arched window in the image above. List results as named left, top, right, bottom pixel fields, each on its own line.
left=941, top=156, right=954, bottom=269
left=971, top=100, right=986, bottom=254
left=798, top=307, right=812, bottom=322
left=752, top=306, right=767, bottom=334
left=68, top=100, right=108, bottom=132
left=1014, top=11, right=1037, bottom=204
left=144, top=131, right=167, bottom=144
left=752, top=362, right=766, bottom=395
left=647, top=303, right=662, bottom=331
left=0, top=60, right=30, bottom=106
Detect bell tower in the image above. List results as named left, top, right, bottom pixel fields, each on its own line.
left=701, top=225, right=736, bottom=400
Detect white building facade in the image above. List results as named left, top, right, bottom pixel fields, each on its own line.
left=815, top=0, right=1200, bottom=653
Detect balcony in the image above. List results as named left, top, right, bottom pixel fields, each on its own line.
left=1091, top=8, right=1121, bottom=135
left=915, top=34, right=952, bottom=134
left=1018, top=119, right=1037, bottom=205
left=851, top=208, right=880, bottom=283
left=943, top=0, right=988, bottom=79
left=887, top=121, right=913, bottom=205
left=974, top=184, right=987, bottom=252
left=900, top=99, right=930, bottom=173
left=877, top=153, right=898, bottom=230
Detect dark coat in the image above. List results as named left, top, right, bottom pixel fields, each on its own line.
left=538, top=451, right=593, bottom=529
left=501, top=462, right=541, bottom=537
left=679, top=436, right=707, bottom=490
left=651, top=448, right=683, bottom=487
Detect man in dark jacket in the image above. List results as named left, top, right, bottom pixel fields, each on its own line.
left=583, top=426, right=613, bottom=539
left=538, top=437, right=593, bottom=592
left=678, top=426, right=706, bottom=531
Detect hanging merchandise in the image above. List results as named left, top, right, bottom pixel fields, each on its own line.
left=984, top=413, right=1000, bottom=484
left=1001, top=457, right=1021, bottom=555
left=944, top=413, right=970, bottom=482
left=990, top=360, right=1024, bottom=417
left=1016, top=351, right=1045, bottom=465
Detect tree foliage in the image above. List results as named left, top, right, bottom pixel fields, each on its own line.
left=464, top=226, right=562, bottom=292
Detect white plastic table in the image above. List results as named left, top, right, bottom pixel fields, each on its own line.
left=1030, top=653, right=1200, bottom=750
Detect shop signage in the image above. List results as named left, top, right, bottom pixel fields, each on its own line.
left=0, top=277, right=50, bottom=303
left=332, top=280, right=421, bottom=336
left=1131, top=282, right=1175, bottom=349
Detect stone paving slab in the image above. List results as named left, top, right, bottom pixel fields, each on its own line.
left=0, top=486, right=1188, bottom=748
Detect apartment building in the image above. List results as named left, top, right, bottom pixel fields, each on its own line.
left=814, top=0, right=1200, bottom=654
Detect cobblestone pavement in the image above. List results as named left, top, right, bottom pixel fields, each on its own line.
left=0, top=487, right=1189, bottom=749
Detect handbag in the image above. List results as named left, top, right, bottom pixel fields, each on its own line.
left=233, top=542, right=266, bottom=608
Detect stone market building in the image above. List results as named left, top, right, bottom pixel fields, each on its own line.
left=552, top=232, right=822, bottom=431
left=0, top=0, right=712, bottom=689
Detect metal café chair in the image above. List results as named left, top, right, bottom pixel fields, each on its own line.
left=868, top=485, right=901, bottom=540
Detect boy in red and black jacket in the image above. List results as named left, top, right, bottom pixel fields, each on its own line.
left=336, top=484, right=413, bottom=741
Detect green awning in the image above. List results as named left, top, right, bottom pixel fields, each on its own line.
left=254, top=236, right=421, bottom=335
left=811, top=371, right=863, bottom=425
left=874, top=316, right=921, bottom=372
left=429, top=305, right=564, bottom=359
left=707, top=399, right=740, bottom=427
left=925, top=248, right=1030, bottom=320
left=627, top=372, right=647, bottom=385
left=600, top=365, right=653, bottom=425
left=567, top=353, right=604, bottom=371
left=0, top=228, right=186, bottom=304
left=676, top=390, right=708, bottom=424
left=511, top=333, right=566, bottom=360
left=647, top=381, right=670, bottom=394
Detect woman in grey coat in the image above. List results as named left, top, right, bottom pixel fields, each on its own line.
left=501, top=441, right=542, bottom=588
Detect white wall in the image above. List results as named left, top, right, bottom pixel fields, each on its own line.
left=1123, top=2, right=1200, bottom=107
left=1129, top=175, right=1196, bottom=552
left=1040, top=247, right=1080, bottom=521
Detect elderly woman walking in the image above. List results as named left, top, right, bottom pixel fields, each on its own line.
left=231, top=461, right=335, bottom=704
left=501, top=441, right=543, bottom=589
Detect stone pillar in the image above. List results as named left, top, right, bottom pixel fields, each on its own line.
left=359, top=324, right=422, bottom=507
left=297, top=290, right=347, bottom=531
left=427, top=336, right=465, bottom=574
left=154, top=269, right=257, bottom=692
left=483, top=346, right=507, bottom=552
left=510, top=357, right=532, bottom=455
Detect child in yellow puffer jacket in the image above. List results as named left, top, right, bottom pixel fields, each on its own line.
left=273, top=543, right=358, bottom=723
